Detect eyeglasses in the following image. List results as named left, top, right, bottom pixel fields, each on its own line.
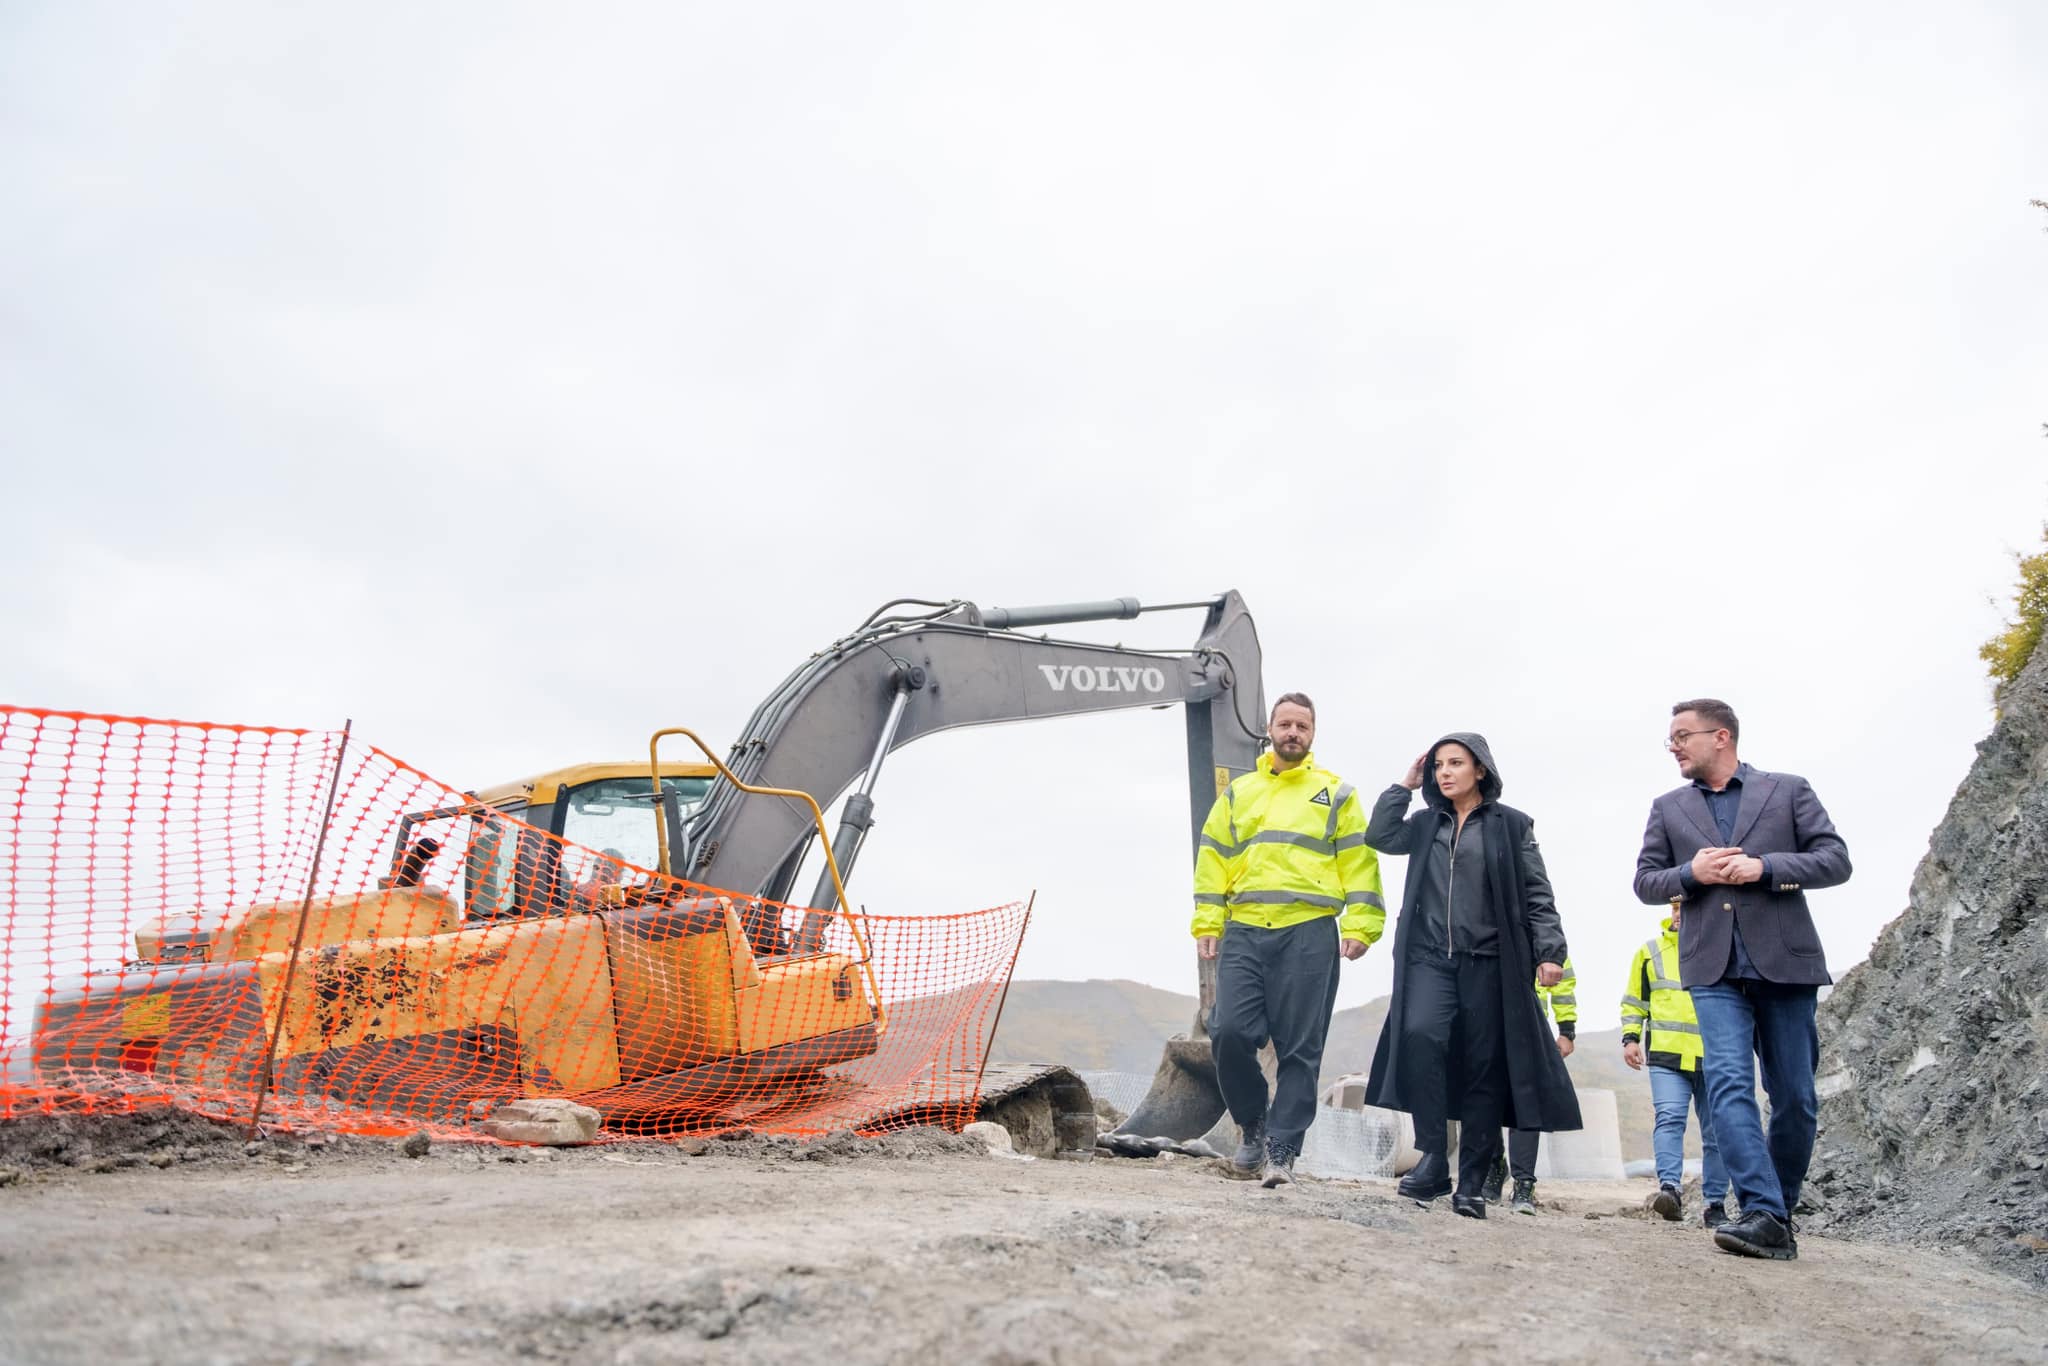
left=1665, top=728, right=1724, bottom=750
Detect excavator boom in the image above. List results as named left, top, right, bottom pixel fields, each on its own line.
left=676, top=591, right=1268, bottom=1140
left=684, top=592, right=1264, bottom=903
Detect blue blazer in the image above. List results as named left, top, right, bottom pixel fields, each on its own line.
left=1633, top=765, right=1851, bottom=988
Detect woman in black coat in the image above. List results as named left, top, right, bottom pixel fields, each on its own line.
left=1361, top=731, right=1581, bottom=1216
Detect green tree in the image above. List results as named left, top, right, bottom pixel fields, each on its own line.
left=1982, top=198, right=2048, bottom=698
left=1981, top=525, right=2048, bottom=699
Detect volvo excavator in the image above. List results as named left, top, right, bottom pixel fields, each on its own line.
left=32, top=592, right=1263, bottom=1144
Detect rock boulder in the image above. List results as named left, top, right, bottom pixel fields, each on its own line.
left=476, top=1098, right=603, bottom=1147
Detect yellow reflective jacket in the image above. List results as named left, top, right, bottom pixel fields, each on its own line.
left=1535, top=956, right=1577, bottom=1036
left=1191, top=752, right=1386, bottom=944
left=1620, top=919, right=1703, bottom=1071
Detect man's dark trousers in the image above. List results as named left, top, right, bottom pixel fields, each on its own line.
left=1690, top=978, right=1819, bottom=1220
left=1399, top=951, right=1508, bottom=1194
left=1210, top=917, right=1341, bottom=1159
left=1507, top=1128, right=1539, bottom=1181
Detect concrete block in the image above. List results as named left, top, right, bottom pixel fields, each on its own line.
left=477, top=1097, right=603, bottom=1146
left=1536, top=1088, right=1626, bottom=1180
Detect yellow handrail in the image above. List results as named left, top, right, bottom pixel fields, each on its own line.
left=647, top=727, right=885, bottom=1030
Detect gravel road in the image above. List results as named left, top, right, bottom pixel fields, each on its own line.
left=0, top=1115, right=2041, bottom=1364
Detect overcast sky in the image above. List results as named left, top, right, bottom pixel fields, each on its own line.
left=4, top=3, right=2045, bottom=1033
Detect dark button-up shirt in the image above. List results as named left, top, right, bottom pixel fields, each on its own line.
left=1682, top=762, right=1763, bottom=979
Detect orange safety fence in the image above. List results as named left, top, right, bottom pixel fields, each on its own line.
left=0, top=707, right=1031, bottom=1140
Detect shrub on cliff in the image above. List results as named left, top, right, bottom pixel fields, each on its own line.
left=1980, top=523, right=2048, bottom=702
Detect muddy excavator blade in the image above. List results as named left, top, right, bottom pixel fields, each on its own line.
left=1114, top=954, right=1228, bottom=1141
left=1114, top=1036, right=1226, bottom=1141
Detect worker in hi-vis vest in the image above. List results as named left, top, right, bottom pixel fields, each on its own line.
left=1623, top=899, right=1728, bottom=1227
left=1193, top=692, right=1384, bottom=1189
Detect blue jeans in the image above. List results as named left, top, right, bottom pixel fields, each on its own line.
left=1649, top=1064, right=1726, bottom=1204
left=1689, top=978, right=1819, bottom=1221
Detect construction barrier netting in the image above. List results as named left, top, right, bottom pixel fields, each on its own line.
left=0, top=708, right=1031, bottom=1140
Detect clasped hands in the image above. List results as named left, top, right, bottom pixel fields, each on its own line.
left=1689, top=846, right=1763, bottom=886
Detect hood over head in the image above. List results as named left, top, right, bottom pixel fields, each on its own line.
left=1421, top=731, right=1504, bottom=811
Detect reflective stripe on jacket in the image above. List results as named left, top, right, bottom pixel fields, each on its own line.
left=1535, top=955, right=1577, bottom=1030
left=1192, top=751, right=1386, bottom=944
left=1619, top=919, right=1703, bottom=1070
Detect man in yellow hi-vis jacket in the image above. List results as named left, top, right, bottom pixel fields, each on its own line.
left=1194, top=692, right=1385, bottom=1188
left=1623, top=900, right=1728, bottom=1227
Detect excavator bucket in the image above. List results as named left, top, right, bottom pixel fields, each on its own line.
left=1114, top=1035, right=1226, bottom=1141
left=1114, top=957, right=1252, bottom=1143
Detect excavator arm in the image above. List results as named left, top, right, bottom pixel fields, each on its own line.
left=681, top=592, right=1266, bottom=912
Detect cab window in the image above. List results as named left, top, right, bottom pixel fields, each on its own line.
left=464, top=814, right=526, bottom=920
left=387, top=804, right=533, bottom=921
left=559, top=776, right=712, bottom=872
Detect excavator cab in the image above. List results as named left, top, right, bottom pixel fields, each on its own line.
left=383, top=763, right=715, bottom=922
left=384, top=765, right=790, bottom=958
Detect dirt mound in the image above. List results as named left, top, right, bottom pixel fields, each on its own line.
left=1808, top=648, right=2048, bottom=1284
left=0, top=1107, right=410, bottom=1175
left=0, top=1109, right=249, bottom=1171
left=694, top=1125, right=983, bottom=1163
left=0, top=1106, right=983, bottom=1179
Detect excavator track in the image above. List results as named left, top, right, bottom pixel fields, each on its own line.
left=863, top=1062, right=1097, bottom=1158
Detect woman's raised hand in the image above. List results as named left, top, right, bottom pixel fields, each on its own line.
left=1401, top=753, right=1428, bottom=790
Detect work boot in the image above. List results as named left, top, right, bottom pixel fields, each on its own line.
left=1260, top=1151, right=1296, bottom=1189
left=1714, top=1209, right=1797, bottom=1261
left=1451, top=1193, right=1487, bottom=1219
left=1481, top=1151, right=1508, bottom=1204
left=1398, top=1152, right=1452, bottom=1204
left=1511, top=1178, right=1537, bottom=1216
left=1702, top=1201, right=1729, bottom=1230
left=1651, top=1183, right=1682, bottom=1221
left=1228, top=1122, right=1266, bottom=1179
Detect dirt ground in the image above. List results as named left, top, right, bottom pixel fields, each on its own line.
left=1, top=1115, right=2043, bottom=1365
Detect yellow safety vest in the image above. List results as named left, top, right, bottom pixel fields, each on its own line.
left=1191, top=751, right=1385, bottom=944
left=1536, top=956, right=1577, bottom=1028
left=1620, top=921, right=1703, bottom=1070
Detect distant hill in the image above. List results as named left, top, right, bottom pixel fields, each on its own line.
left=982, top=979, right=1201, bottom=1075
left=989, top=979, right=1678, bottom=1160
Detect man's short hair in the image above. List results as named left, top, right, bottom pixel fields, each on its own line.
left=1672, top=697, right=1739, bottom=745
left=1272, top=691, right=1315, bottom=721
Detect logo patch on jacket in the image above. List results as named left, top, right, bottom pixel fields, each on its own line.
left=1310, top=789, right=1332, bottom=807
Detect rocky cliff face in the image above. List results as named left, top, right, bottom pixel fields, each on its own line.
left=1806, top=651, right=2048, bottom=1281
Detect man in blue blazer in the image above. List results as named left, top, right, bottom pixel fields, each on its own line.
left=1634, top=698, right=1851, bottom=1261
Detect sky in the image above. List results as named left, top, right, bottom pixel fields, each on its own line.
left=3, top=2, right=2045, bottom=1033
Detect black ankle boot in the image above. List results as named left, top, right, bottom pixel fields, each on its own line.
left=1398, top=1152, right=1452, bottom=1202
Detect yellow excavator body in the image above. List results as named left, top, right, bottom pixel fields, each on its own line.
left=37, top=757, right=881, bottom=1131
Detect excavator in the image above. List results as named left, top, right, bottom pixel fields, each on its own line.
left=30, top=592, right=1263, bottom=1143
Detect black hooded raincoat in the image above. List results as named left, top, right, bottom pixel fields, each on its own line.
left=1361, top=732, right=1583, bottom=1134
